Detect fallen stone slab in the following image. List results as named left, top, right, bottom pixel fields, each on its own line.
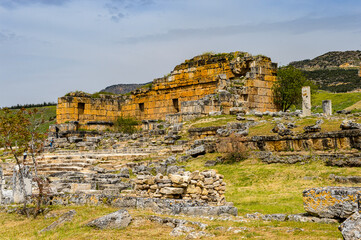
left=340, top=120, right=361, bottom=130
left=303, top=120, right=323, bottom=133
left=329, top=174, right=361, bottom=183
left=186, top=145, right=206, bottom=158
left=303, top=187, right=361, bottom=219
left=86, top=209, right=132, bottom=229
left=325, top=158, right=361, bottom=167
left=339, top=212, right=361, bottom=240
left=40, top=210, right=76, bottom=233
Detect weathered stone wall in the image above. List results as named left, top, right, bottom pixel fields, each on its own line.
left=56, top=52, right=278, bottom=127
left=46, top=194, right=238, bottom=216
left=217, top=129, right=361, bottom=152
left=134, top=170, right=226, bottom=205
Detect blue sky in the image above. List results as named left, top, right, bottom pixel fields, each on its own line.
left=1, top=0, right=361, bottom=107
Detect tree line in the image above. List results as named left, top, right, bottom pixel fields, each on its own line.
left=5, top=102, right=56, bottom=109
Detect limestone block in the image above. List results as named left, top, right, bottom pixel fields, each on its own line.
left=70, top=183, right=92, bottom=193
left=340, top=212, right=361, bottom=240
left=160, top=187, right=184, bottom=195
left=86, top=209, right=132, bottom=229
left=186, top=185, right=202, bottom=194
left=303, top=187, right=361, bottom=219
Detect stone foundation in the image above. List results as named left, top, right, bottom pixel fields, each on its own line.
left=47, top=194, right=237, bottom=216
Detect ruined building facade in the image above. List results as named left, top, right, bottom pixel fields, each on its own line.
left=56, top=52, right=278, bottom=129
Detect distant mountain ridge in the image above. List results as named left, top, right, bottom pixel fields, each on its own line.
left=100, top=83, right=148, bottom=95
left=289, top=50, right=361, bottom=93
left=289, top=50, right=361, bottom=70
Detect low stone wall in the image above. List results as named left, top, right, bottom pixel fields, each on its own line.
left=134, top=170, right=226, bottom=205
left=47, top=194, right=237, bottom=216
left=188, top=127, right=222, bottom=139
left=217, top=129, right=361, bottom=152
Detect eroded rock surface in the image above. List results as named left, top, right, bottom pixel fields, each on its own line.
left=339, top=212, right=361, bottom=240
left=86, top=209, right=132, bottom=229
left=303, top=187, right=361, bottom=219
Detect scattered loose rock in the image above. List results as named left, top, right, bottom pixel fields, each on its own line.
left=303, top=120, right=323, bottom=133
left=86, top=209, right=132, bottom=229
left=340, top=120, right=361, bottom=130
left=40, top=210, right=76, bottom=233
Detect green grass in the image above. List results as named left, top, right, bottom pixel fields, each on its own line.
left=34, top=106, right=57, bottom=133
left=312, top=90, right=361, bottom=112
left=191, top=115, right=237, bottom=128
left=8, top=106, right=56, bottom=134
left=184, top=153, right=361, bottom=215
left=0, top=202, right=342, bottom=239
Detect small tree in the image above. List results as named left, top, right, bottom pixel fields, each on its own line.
left=272, top=66, right=316, bottom=111
left=0, top=108, right=47, bottom=217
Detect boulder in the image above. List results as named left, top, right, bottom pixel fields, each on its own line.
left=186, top=145, right=206, bottom=157
left=339, top=212, right=361, bottom=240
left=303, top=187, right=361, bottom=219
left=40, top=210, right=76, bottom=232
left=272, top=123, right=293, bottom=136
left=340, top=120, right=361, bottom=130
left=86, top=209, right=132, bottom=229
left=304, top=120, right=323, bottom=133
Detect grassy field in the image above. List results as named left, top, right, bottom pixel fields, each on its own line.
left=33, top=106, right=57, bottom=133
left=7, top=106, right=56, bottom=134
left=312, top=90, right=361, bottom=113
left=0, top=203, right=341, bottom=239
left=183, top=153, right=361, bottom=215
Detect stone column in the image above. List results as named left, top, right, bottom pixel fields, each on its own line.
left=12, top=165, right=32, bottom=204
left=302, top=86, right=311, bottom=117
left=322, top=100, right=332, bottom=116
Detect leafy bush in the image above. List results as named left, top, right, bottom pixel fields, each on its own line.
left=224, top=146, right=249, bottom=164
left=114, top=116, right=140, bottom=134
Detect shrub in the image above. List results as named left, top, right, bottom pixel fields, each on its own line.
left=224, top=149, right=249, bottom=164
left=114, top=116, right=140, bottom=134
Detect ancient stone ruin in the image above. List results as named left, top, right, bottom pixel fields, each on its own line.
left=56, top=52, right=278, bottom=130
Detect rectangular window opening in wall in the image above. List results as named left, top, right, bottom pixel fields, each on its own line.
left=243, top=94, right=248, bottom=102
left=78, top=103, right=85, bottom=115
left=173, top=98, right=180, bottom=112
left=139, top=103, right=145, bottom=112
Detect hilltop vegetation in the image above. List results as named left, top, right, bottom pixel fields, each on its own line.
left=289, top=51, right=361, bottom=92
left=303, top=69, right=360, bottom=92
left=289, top=50, right=361, bottom=70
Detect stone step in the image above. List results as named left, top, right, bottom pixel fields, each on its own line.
left=36, top=163, right=90, bottom=169
left=37, top=166, right=84, bottom=172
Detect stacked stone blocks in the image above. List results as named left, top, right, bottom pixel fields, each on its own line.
left=56, top=52, right=278, bottom=128
left=135, top=170, right=226, bottom=205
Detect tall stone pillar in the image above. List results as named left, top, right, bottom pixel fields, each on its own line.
left=302, top=86, right=311, bottom=117
left=12, top=165, right=32, bottom=204
left=322, top=100, right=332, bottom=116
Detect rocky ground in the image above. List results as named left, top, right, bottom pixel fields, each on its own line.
left=1, top=111, right=361, bottom=239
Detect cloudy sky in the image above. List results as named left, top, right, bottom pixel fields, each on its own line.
left=1, top=0, right=361, bottom=107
